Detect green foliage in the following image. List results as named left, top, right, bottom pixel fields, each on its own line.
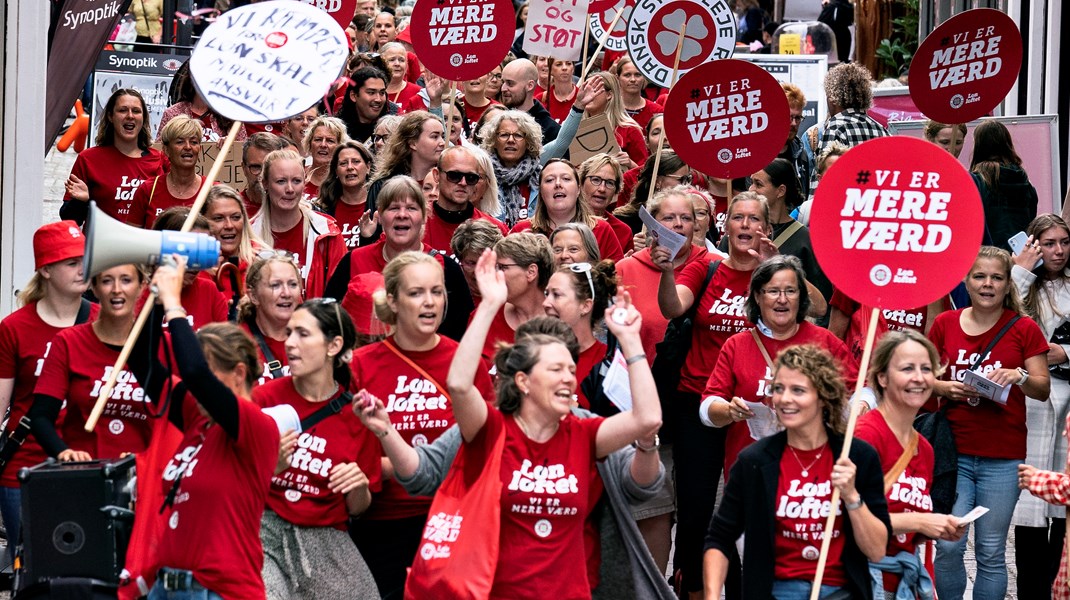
left=876, top=0, right=920, bottom=78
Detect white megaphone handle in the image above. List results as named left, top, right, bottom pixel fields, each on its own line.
left=85, top=121, right=243, bottom=433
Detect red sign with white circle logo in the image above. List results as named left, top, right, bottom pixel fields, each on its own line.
left=301, top=0, right=358, bottom=33
left=588, top=0, right=633, bottom=52
left=410, top=0, right=515, bottom=81
left=810, top=137, right=984, bottom=310
left=663, top=59, right=789, bottom=179
left=908, top=8, right=1022, bottom=124
left=626, top=0, right=735, bottom=88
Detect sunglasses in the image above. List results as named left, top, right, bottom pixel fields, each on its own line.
left=258, top=250, right=299, bottom=264
left=303, top=297, right=345, bottom=337
left=444, top=170, right=483, bottom=185
left=567, top=262, right=595, bottom=299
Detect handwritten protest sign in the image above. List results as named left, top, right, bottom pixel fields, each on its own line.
left=626, top=0, right=735, bottom=88
left=663, top=59, right=789, bottom=179
left=410, top=0, right=515, bottom=80
left=152, top=141, right=245, bottom=188
left=189, top=0, right=348, bottom=123
left=524, top=0, right=589, bottom=61
left=300, top=0, right=357, bottom=32
left=810, top=137, right=984, bottom=310
left=908, top=8, right=1022, bottom=124
left=589, top=0, right=633, bottom=52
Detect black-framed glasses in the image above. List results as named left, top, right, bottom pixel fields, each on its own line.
left=444, top=170, right=483, bottom=185
left=496, top=262, right=523, bottom=271
left=585, top=175, right=618, bottom=190
left=370, top=134, right=388, bottom=144
left=567, top=262, right=595, bottom=299
left=662, top=172, right=693, bottom=185
left=497, top=132, right=524, bottom=142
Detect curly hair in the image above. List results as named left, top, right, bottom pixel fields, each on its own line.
left=773, top=344, right=848, bottom=434
left=824, top=62, right=875, bottom=111
left=780, top=82, right=806, bottom=111
left=302, top=116, right=350, bottom=157
left=478, top=110, right=543, bottom=162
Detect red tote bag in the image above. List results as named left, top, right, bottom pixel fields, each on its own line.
left=404, top=426, right=506, bottom=599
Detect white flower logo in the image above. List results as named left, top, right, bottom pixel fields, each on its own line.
left=655, top=10, right=709, bottom=61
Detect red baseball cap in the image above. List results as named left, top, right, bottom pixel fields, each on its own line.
left=33, top=220, right=86, bottom=270
left=395, top=26, right=412, bottom=45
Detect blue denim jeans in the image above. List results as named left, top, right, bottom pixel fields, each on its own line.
left=934, top=454, right=1020, bottom=599
left=147, top=581, right=222, bottom=600
left=0, top=486, right=21, bottom=567
left=772, top=579, right=844, bottom=599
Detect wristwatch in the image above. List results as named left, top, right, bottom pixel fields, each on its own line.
left=844, top=497, right=864, bottom=511
left=632, top=435, right=660, bottom=453
left=1016, top=367, right=1029, bottom=386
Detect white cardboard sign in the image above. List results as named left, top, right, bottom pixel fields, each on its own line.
left=523, top=0, right=589, bottom=61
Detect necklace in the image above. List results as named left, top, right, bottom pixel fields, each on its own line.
left=787, top=443, right=827, bottom=477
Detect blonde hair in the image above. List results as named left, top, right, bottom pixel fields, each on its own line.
left=202, top=184, right=263, bottom=266
left=160, top=115, right=205, bottom=147
left=774, top=344, right=848, bottom=434
left=439, top=145, right=502, bottom=217
left=250, top=149, right=311, bottom=248
left=588, top=72, right=641, bottom=133
left=372, top=252, right=443, bottom=325
left=302, top=116, right=350, bottom=156
left=16, top=273, right=47, bottom=307
left=972, top=246, right=1023, bottom=314
left=531, top=159, right=596, bottom=235
left=236, top=254, right=304, bottom=323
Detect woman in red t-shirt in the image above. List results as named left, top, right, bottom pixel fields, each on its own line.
left=301, top=116, right=349, bottom=204
left=0, top=221, right=96, bottom=567
left=138, top=261, right=280, bottom=599
left=30, top=264, right=152, bottom=461
left=704, top=345, right=891, bottom=598
left=541, top=58, right=578, bottom=125
left=611, top=56, right=664, bottom=131
left=318, top=142, right=374, bottom=250
left=381, top=42, right=422, bottom=109
left=856, top=330, right=965, bottom=598
left=127, top=116, right=209, bottom=229
left=62, top=88, right=167, bottom=224
left=578, top=154, right=634, bottom=254
left=582, top=73, right=648, bottom=170
left=348, top=252, right=494, bottom=598
left=928, top=246, right=1051, bottom=599
left=542, top=261, right=617, bottom=411
left=249, top=149, right=347, bottom=299
left=254, top=298, right=382, bottom=598
left=436, top=249, right=661, bottom=599
left=202, top=184, right=264, bottom=312
left=145, top=208, right=229, bottom=331
left=237, top=254, right=303, bottom=384
left=510, top=159, right=624, bottom=262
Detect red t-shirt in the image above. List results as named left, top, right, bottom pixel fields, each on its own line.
left=348, top=238, right=435, bottom=277
left=575, top=341, right=607, bottom=411
left=33, top=323, right=153, bottom=458
left=333, top=200, right=368, bottom=249
left=270, top=221, right=306, bottom=268
left=774, top=446, right=847, bottom=586
left=240, top=189, right=261, bottom=219
left=603, top=213, right=634, bottom=254
left=615, top=125, right=648, bottom=166
left=239, top=321, right=289, bottom=384
left=543, top=87, right=578, bottom=124
left=423, top=207, right=509, bottom=254
left=303, top=180, right=320, bottom=205
left=137, top=277, right=227, bottom=332
left=64, top=145, right=168, bottom=220
left=676, top=261, right=753, bottom=393
left=392, top=82, right=424, bottom=111
left=510, top=219, right=624, bottom=262
left=467, top=409, right=603, bottom=599
left=855, top=410, right=935, bottom=592
left=127, top=175, right=209, bottom=228
left=464, top=100, right=493, bottom=126
left=626, top=100, right=663, bottom=131
left=0, top=302, right=98, bottom=487
left=154, top=395, right=279, bottom=600
left=927, top=308, right=1048, bottom=459
left=831, top=288, right=943, bottom=334
left=254, top=377, right=383, bottom=529
left=351, top=337, right=494, bottom=520
left=475, top=308, right=516, bottom=365
left=704, top=323, right=856, bottom=472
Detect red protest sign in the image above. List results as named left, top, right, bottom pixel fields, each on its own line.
left=589, top=0, right=634, bottom=52
left=810, top=137, right=984, bottom=310
left=301, top=0, right=358, bottom=32
left=626, top=0, right=735, bottom=88
left=410, top=0, right=515, bottom=80
left=589, top=0, right=619, bottom=13
left=908, top=8, right=1022, bottom=124
left=663, top=59, right=789, bottom=179
left=524, top=0, right=589, bottom=61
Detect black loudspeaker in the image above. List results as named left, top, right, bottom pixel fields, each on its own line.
left=17, top=456, right=135, bottom=587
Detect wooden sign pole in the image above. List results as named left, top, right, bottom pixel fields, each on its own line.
left=579, top=6, right=626, bottom=83
left=642, top=22, right=688, bottom=210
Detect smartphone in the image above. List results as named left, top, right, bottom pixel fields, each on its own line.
left=1008, top=231, right=1043, bottom=269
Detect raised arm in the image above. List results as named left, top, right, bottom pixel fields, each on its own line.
left=653, top=243, right=694, bottom=319
left=445, top=249, right=504, bottom=441
left=595, top=292, right=663, bottom=458
left=539, top=78, right=602, bottom=163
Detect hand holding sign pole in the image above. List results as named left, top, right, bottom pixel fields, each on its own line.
left=85, top=0, right=349, bottom=432
left=641, top=21, right=688, bottom=214
left=805, top=136, right=985, bottom=597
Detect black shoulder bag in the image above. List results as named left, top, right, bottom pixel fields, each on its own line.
left=248, top=320, right=285, bottom=379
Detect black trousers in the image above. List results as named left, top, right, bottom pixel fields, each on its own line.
left=350, top=515, right=426, bottom=600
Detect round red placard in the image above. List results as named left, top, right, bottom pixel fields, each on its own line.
left=410, top=0, right=515, bottom=81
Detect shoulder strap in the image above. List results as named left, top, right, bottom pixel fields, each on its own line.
left=883, top=430, right=919, bottom=494
left=969, top=315, right=1021, bottom=371
left=772, top=221, right=804, bottom=248
left=691, top=260, right=721, bottom=313
left=247, top=320, right=285, bottom=378
left=382, top=338, right=450, bottom=401
left=749, top=328, right=775, bottom=370
left=300, top=391, right=353, bottom=431
left=75, top=298, right=93, bottom=325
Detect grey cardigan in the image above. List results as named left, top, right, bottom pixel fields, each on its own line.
left=397, top=409, right=675, bottom=599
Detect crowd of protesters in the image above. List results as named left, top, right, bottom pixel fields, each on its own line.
left=1, top=1, right=1061, bottom=599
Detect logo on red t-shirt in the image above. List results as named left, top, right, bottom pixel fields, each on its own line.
left=89, top=366, right=146, bottom=402
left=708, top=287, right=746, bottom=317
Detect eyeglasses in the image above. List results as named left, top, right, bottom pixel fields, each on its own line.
left=790, top=114, right=805, bottom=123
left=496, top=262, right=523, bottom=271
left=497, top=132, right=524, bottom=142
left=444, top=170, right=483, bottom=185
left=662, top=173, right=693, bottom=185
left=488, top=73, right=503, bottom=81
left=567, top=262, right=596, bottom=299
left=370, top=133, right=388, bottom=144
left=760, top=287, right=799, bottom=299
left=585, top=176, right=618, bottom=190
